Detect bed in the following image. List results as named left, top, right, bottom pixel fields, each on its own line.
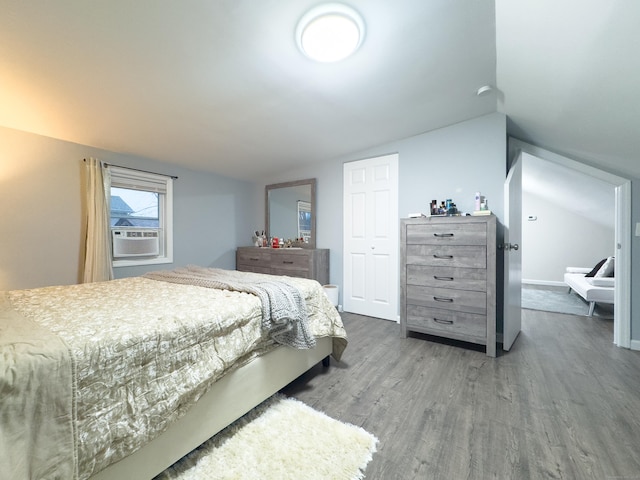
left=0, top=266, right=347, bottom=480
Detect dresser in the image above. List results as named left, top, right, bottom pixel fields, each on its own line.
left=236, top=247, right=329, bottom=285
left=400, top=215, right=497, bottom=357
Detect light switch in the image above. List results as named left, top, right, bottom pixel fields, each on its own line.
left=636, top=222, right=640, bottom=237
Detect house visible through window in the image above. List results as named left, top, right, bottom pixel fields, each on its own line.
left=111, top=188, right=159, bottom=227
left=109, top=166, right=173, bottom=267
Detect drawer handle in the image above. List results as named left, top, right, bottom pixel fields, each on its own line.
left=434, top=296, right=454, bottom=303
left=249, top=257, right=260, bottom=261
left=433, top=318, right=454, bottom=325
left=282, top=261, right=294, bottom=264
left=434, top=233, right=454, bottom=237
left=433, top=255, right=453, bottom=259
left=434, top=276, right=454, bottom=281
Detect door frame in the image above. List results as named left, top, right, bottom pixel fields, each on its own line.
left=508, top=138, right=631, bottom=348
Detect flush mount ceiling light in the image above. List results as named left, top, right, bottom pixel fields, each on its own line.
left=296, top=3, right=365, bottom=63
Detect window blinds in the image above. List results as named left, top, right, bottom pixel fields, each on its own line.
left=109, top=166, right=172, bottom=194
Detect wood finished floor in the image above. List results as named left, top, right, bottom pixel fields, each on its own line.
left=281, top=310, right=640, bottom=479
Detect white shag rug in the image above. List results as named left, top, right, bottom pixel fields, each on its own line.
left=154, top=395, right=378, bottom=480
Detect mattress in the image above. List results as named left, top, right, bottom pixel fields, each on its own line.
left=1, top=270, right=347, bottom=480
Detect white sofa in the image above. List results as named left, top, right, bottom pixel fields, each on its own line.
left=564, top=267, right=615, bottom=316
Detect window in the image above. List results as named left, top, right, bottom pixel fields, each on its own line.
left=109, top=166, right=173, bottom=267
left=297, top=200, right=311, bottom=242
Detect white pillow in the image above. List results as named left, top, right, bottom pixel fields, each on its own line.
left=595, top=256, right=615, bottom=278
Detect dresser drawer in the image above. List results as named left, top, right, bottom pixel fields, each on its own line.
left=406, top=223, right=486, bottom=246
left=406, top=285, right=486, bottom=315
left=271, top=267, right=311, bottom=279
left=236, top=247, right=329, bottom=284
left=406, top=245, right=486, bottom=268
left=236, top=249, right=271, bottom=268
left=270, top=253, right=310, bottom=271
left=406, top=265, right=486, bottom=291
left=406, top=305, right=486, bottom=343
left=237, top=265, right=271, bottom=275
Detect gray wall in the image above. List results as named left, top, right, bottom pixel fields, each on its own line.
left=5, top=114, right=637, bottom=345
left=258, top=113, right=507, bottom=302
left=522, top=193, right=614, bottom=285
left=0, top=125, right=260, bottom=290
left=521, top=151, right=616, bottom=284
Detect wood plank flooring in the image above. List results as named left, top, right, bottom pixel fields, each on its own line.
left=281, top=310, right=640, bottom=479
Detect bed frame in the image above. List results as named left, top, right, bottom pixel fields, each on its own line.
left=90, top=337, right=332, bottom=480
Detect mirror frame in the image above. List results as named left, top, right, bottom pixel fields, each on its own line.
left=265, top=178, right=316, bottom=249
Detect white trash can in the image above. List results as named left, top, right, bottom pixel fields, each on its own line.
left=322, top=284, right=339, bottom=307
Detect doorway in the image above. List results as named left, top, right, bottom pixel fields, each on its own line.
left=509, top=139, right=631, bottom=348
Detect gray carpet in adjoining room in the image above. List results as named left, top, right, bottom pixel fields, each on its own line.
left=521, top=286, right=614, bottom=318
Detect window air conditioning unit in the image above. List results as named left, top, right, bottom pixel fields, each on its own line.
left=112, top=229, right=160, bottom=257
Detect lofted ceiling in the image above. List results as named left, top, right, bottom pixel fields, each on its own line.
left=496, top=0, right=640, bottom=181
left=0, top=1, right=638, bottom=182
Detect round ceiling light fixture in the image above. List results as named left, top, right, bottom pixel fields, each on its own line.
left=296, top=3, right=365, bottom=63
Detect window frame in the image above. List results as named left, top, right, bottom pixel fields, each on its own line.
left=109, top=166, right=174, bottom=267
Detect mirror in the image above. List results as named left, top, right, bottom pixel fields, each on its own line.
left=266, top=178, right=316, bottom=248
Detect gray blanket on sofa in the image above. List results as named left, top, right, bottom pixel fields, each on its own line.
left=144, top=266, right=316, bottom=349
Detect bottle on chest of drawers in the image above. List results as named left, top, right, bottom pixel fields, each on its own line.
left=400, top=216, right=497, bottom=357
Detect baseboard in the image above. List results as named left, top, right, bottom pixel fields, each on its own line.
left=630, top=339, right=640, bottom=351
left=522, top=279, right=566, bottom=287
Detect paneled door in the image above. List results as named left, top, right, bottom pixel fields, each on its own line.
left=343, top=153, right=399, bottom=321
left=503, top=153, right=522, bottom=350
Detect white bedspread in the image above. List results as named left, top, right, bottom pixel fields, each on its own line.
left=144, top=266, right=316, bottom=349
left=3, top=272, right=347, bottom=480
left=0, top=293, right=77, bottom=480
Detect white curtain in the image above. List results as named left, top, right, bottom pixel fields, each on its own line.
left=83, top=158, right=114, bottom=283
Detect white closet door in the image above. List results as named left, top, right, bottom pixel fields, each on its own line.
left=343, top=153, right=399, bottom=321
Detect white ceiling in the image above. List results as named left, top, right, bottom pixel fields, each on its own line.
left=1, top=1, right=638, bottom=182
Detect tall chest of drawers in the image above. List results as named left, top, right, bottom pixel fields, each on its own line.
left=236, top=247, right=329, bottom=285
left=400, top=215, right=497, bottom=357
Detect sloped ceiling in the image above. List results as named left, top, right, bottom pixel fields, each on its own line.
left=0, top=0, right=496, bottom=180
left=496, top=0, right=640, bottom=179
left=522, top=152, right=615, bottom=229
left=0, top=1, right=638, bottom=182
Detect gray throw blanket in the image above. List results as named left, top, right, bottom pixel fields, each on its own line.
left=144, top=266, right=316, bottom=350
